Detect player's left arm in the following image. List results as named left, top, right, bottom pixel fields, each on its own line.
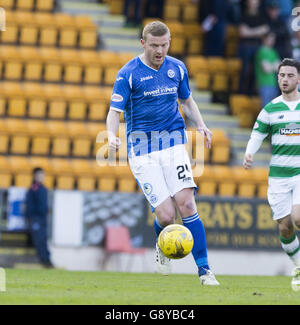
left=179, top=95, right=212, bottom=149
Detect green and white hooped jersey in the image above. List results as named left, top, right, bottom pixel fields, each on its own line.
left=252, top=95, right=300, bottom=179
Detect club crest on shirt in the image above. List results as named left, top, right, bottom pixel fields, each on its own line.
left=167, top=69, right=175, bottom=78
left=143, top=183, right=152, bottom=195
left=150, top=194, right=158, bottom=204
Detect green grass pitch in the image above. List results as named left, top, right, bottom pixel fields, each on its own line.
left=0, top=269, right=299, bottom=305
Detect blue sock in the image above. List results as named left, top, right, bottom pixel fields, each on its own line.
left=182, top=212, right=210, bottom=276
left=154, top=216, right=163, bottom=240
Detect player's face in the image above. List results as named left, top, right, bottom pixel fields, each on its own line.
left=247, top=0, right=260, bottom=11
left=34, top=171, right=45, bottom=184
left=141, top=33, right=170, bottom=69
left=278, top=66, right=300, bottom=94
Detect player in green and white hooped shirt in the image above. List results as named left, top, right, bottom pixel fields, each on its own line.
left=243, top=58, right=300, bottom=291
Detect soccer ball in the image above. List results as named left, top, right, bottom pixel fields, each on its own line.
left=158, top=224, right=193, bottom=259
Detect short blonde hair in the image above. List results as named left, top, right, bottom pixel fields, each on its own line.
left=142, top=21, right=170, bottom=41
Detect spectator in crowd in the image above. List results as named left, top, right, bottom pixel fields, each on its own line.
left=265, top=0, right=292, bottom=59
left=255, top=31, right=280, bottom=107
left=123, top=0, right=142, bottom=27
left=144, top=0, right=164, bottom=19
left=238, top=0, right=270, bottom=95
left=198, top=0, right=231, bottom=57
left=227, top=0, right=243, bottom=25
left=275, top=0, right=293, bottom=23
left=25, top=167, right=52, bottom=267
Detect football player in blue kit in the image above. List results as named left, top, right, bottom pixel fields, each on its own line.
left=106, top=21, right=219, bottom=285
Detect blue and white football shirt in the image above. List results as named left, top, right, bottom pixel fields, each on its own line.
left=110, top=55, right=191, bottom=157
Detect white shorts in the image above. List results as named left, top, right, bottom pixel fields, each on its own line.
left=129, top=144, right=197, bottom=210
left=267, top=175, right=300, bottom=220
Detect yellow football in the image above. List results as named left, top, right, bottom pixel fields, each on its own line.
left=158, top=224, right=194, bottom=259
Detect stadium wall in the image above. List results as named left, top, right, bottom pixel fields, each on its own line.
left=49, top=245, right=293, bottom=276
left=1, top=189, right=295, bottom=275
left=49, top=191, right=293, bottom=276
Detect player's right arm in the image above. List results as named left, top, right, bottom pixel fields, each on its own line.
left=106, top=70, right=131, bottom=151
left=106, top=109, right=121, bottom=150
left=243, top=108, right=270, bottom=169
